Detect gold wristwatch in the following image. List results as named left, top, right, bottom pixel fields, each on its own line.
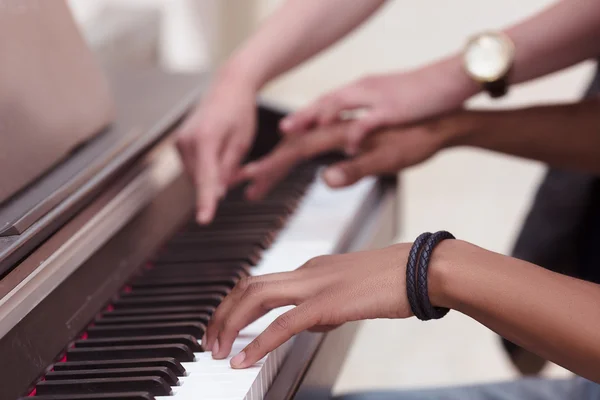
left=463, top=31, right=515, bottom=98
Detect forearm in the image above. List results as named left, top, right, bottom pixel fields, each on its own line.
left=504, top=0, right=600, bottom=84
left=424, top=0, right=600, bottom=104
left=449, top=98, right=600, bottom=174
left=431, top=240, right=600, bottom=382
left=222, top=0, right=386, bottom=90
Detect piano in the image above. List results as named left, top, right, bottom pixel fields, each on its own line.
left=0, top=2, right=398, bottom=400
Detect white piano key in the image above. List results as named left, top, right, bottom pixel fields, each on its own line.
left=158, top=175, right=376, bottom=400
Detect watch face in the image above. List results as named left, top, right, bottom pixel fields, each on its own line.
left=464, top=32, right=514, bottom=82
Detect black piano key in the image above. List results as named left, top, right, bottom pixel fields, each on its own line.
left=178, top=226, right=275, bottom=238
left=144, top=263, right=249, bottom=277
left=36, top=377, right=171, bottom=396
left=67, top=344, right=194, bottom=362
left=213, top=203, right=293, bottom=216
left=45, top=367, right=178, bottom=386
left=168, top=234, right=273, bottom=249
left=140, top=270, right=244, bottom=281
left=173, top=228, right=276, bottom=242
left=18, top=393, right=155, bottom=400
left=217, top=198, right=296, bottom=209
left=74, top=334, right=202, bottom=352
left=131, top=276, right=238, bottom=289
left=148, top=261, right=250, bottom=274
left=209, top=212, right=286, bottom=223
left=113, top=294, right=222, bottom=309
left=182, top=214, right=283, bottom=226
left=102, top=305, right=214, bottom=318
left=212, top=213, right=286, bottom=223
left=154, top=244, right=261, bottom=264
left=199, top=219, right=284, bottom=231
left=52, top=358, right=185, bottom=377
left=161, top=242, right=263, bottom=255
left=121, top=285, right=230, bottom=297
left=87, top=322, right=206, bottom=339
left=96, top=313, right=210, bottom=327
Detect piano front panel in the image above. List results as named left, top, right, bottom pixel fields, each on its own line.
left=0, top=161, right=194, bottom=400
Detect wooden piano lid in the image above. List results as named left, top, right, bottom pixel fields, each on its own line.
left=0, top=67, right=207, bottom=277
left=0, top=0, right=114, bottom=207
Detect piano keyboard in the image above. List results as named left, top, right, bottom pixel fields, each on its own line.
left=20, top=163, right=377, bottom=400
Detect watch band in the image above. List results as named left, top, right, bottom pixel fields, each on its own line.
left=483, top=78, right=508, bottom=98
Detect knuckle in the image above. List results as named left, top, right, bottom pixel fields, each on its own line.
left=235, top=276, right=253, bottom=292
left=249, top=337, right=262, bottom=352
left=273, top=314, right=292, bottom=333
left=221, top=316, right=240, bottom=334
left=245, top=281, right=267, bottom=297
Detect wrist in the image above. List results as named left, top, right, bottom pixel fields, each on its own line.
left=425, top=110, right=482, bottom=152
left=428, top=54, right=481, bottom=106
left=218, top=55, right=266, bottom=93
left=427, top=239, right=479, bottom=310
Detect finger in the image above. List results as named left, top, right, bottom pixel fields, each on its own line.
left=323, top=148, right=391, bottom=188
left=195, top=136, right=221, bottom=224
left=279, top=102, right=322, bottom=135
left=345, top=112, right=388, bottom=155
left=316, top=89, right=365, bottom=127
left=244, top=171, right=289, bottom=201
left=213, top=280, right=301, bottom=359
left=205, top=272, right=298, bottom=352
left=230, top=303, right=319, bottom=368
left=175, top=134, right=197, bottom=183
left=240, top=126, right=348, bottom=200
left=220, top=134, right=250, bottom=191
left=242, top=148, right=297, bottom=201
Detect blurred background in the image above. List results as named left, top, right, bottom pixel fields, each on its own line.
left=67, top=0, right=594, bottom=395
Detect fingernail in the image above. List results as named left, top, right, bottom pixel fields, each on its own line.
left=211, top=339, right=219, bottom=356
left=324, top=168, right=346, bottom=186
left=231, top=351, right=246, bottom=368
left=280, top=119, right=292, bottom=130
left=201, top=333, right=207, bottom=349
left=197, top=209, right=211, bottom=224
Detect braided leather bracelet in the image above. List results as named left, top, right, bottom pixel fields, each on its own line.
left=405, top=232, right=431, bottom=320
left=416, top=230, right=455, bottom=320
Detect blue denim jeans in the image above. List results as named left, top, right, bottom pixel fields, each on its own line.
left=334, top=377, right=600, bottom=400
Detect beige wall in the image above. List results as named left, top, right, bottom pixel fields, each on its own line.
left=68, top=0, right=594, bottom=109
left=248, top=0, right=594, bottom=110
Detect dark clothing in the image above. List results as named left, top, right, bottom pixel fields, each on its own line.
left=512, top=62, right=600, bottom=281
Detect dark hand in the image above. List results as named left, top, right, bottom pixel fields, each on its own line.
left=236, top=116, right=465, bottom=200
left=203, top=244, right=414, bottom=368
